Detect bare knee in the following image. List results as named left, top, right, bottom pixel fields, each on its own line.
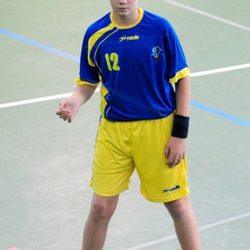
left=164, top=196, right=191, bottom=219
left=89, top=194, right=119, bottom=222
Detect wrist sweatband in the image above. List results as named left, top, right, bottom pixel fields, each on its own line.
left=171, top=114, right=190, bottom=138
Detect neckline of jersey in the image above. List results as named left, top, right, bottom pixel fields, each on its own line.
left=110, top=8, right=144, bottom=29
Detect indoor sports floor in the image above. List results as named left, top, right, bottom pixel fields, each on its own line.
left=1, top=0, right=250, bottom=249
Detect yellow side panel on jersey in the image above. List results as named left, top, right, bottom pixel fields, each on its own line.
left=100, top=84, right=109, bottom=117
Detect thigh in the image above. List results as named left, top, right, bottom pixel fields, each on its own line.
left=133, top=115, right=190, bottom=202
left=91, top=119, right=135, bottom=196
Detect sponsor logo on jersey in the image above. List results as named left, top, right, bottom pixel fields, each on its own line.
left=162, top=185, right=180, bottom=193
left=151, top=46, right=162, bottom=59
left=119, top=35, right=140, bottom=42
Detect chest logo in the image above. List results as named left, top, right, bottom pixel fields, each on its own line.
left=119, top=35, right=140, bottom=42
left=151, top=46, right=162, bottom=60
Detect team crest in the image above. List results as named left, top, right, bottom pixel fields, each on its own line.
left=151, top=46, right=162, bottom=59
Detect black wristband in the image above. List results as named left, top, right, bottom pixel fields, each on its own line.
left=171, top=114, right=190, bottom=138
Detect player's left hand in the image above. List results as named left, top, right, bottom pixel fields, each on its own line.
left=165, top=136, right=186, bottom=167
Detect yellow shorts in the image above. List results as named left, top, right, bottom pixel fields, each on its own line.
left=90, top=114, right=190, bottom=202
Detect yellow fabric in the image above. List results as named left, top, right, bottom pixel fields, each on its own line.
left=90, top=114, right=190, bottom=202
left=110, top=8, right=144, bottom=29
left=75, top=77, right=99, bottom=86
left=87, top=23, right=115, bottom=66
left=169, top=67, right=190, bottom=84
left=100, top=85, right=109, bottom=117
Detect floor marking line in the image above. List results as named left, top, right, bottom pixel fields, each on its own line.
left=125, top=212, right=250, bottom=250
left=0, top=93, right=71, bottom=109
left=1, top=64, right=250, bottom=128
left=1, top=92, right=250, bottom=129
left=162, top=0, right=250, bottom=32
left=191, top=101, right=250, bottom=128
left=1, top=63, right=249, bottom=109
left=190, top=63, right=250, bottom=78
left=0, top=28, right=79, bottom=62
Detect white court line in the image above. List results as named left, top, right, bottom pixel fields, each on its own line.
left=162, top=0, right=250, bottom=32
left=125, top=212, right=250, bottom=250
left=0, top=63, right=249, bottom=109
left=0, top=93, right=71, bottom=109
left=190, top=63, right=250, bottom=78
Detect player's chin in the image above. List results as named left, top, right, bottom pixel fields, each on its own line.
left=117, top=9, right=130, bottom=16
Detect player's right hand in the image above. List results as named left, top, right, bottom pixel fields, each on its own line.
left=56, top=98, right=77, bottom=123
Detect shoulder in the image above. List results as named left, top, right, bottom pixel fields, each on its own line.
left=142, top=10, right=173, bottom=32
left=83, top=13, right=112, bottom=39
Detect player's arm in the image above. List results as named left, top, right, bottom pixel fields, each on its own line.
left=175, top=76, right=191, bottom=116
left=165, top=76, right=191, bottom=167
left=56, top=84, right=97, bottom=123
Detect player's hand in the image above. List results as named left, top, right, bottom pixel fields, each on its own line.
left=56, top=96, right=81, bottom=123
left=165, top=136, right=186, bottom=167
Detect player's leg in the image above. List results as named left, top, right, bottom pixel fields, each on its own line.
left=83, top=118, right=134, bottom=249
left=164, top=196, right=200, bottom=250
left=133, top=115, right=200, bottom=249
left=82, top=193, right=119, bottom=250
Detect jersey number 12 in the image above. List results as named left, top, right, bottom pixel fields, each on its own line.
left=105, top=53, right=120, bottom=71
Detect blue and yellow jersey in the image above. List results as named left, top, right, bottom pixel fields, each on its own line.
left=77, top=8, right=189, bottom=121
